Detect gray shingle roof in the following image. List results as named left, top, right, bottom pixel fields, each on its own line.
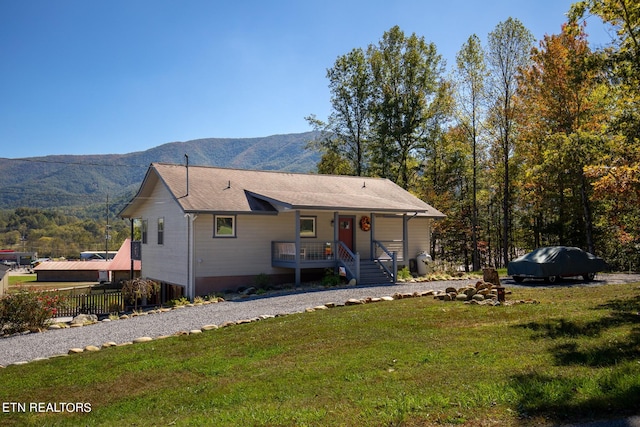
left=121, top=163, right=445, bottom=217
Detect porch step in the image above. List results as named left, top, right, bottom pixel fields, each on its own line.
left=358, top=260, right=394, bottom=285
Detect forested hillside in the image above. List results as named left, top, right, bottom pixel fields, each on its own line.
left=0, top=132, right=319, bottom=258
left=0, top=132, right=319, bottom=212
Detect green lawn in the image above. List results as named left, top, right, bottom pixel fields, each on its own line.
left=1, top=283, right=639, bottom=426
left=7, top=275, right=37, bottom=286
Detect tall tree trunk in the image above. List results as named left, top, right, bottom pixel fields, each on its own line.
left=580, top=174, right=595, bottom=253
left=502, top=139, right=509, bottom=268
left=472, top=134, right=479, bottom=271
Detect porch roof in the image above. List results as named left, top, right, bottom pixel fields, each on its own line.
left=120, top=163, right=445, bottom=218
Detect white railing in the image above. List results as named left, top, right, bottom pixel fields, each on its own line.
left=373, top=240, right=397, bottom=281
left=336, top=241, right=359, bottom=282
left=272, top=241, right=335, bottom=262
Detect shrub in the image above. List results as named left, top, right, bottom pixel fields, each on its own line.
left=0, top=288, right=66, bottom=334
left=122, top=278, right=160, bottom=310
left=167, top=297, right=190, bottom=307
left=397, top=266, right=412, bottom=280
left=254, top=273, right=271, bottom=289
left=321, top=269, right=341, bottom=287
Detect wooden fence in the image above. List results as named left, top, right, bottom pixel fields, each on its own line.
left=56, top=291, right=123, bottom=317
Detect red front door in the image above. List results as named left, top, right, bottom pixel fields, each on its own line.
left=338, top=217, right=354, bottom=252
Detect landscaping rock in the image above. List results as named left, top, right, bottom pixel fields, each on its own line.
left=84, top=345, right=100, bottom=352
left=68, top=348, right=84, bottom=354
left=70, top=314, right=98, bottom=326
left=132, top=337, right=153, bottom=344
left=201, top=324, right=218, bottom=331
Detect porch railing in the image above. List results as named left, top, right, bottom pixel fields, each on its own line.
left=336, top=241, right=359, bottom=282
left=373, top=239, right=404, bottom=261
left=373, top=240, right=397, bottom=282
left=272, top=241, right=336, bottom=262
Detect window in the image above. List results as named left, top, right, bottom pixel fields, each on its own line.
left=141, top=219, right=148, bottom=244
left=300, top=216, right=316, bottom=238
left=157, top=217, right=164, bottom=245
left=215, top=215, right=236, bottom=237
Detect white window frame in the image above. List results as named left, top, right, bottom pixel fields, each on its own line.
left=214, top=215, right=236, bottom=238
left=300, top=216, right=316, bottom=238
left=157, top=217, right=164, bottom=245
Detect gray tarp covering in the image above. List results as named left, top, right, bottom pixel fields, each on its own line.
left=507, top=246, right=607, bottom=278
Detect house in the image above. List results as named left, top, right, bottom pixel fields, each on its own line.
left=109, top=238, right=141, bottom=284
left=32, top=239, right=141, bottom=283
left=0, top=264, right=9, bottom=296
left=33, top=260, right=108, bottom=282
left=119, top=163, right=445, bottom=300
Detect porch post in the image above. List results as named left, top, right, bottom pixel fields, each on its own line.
left=295, top=210, right=301, bottom=286
left=130, top=219, right=134, bottom=280
left=403, top=214, right=409, bottom=264
left=370, top=213, right=375, bottom=261
left=333, top=211, right=340, bottom=274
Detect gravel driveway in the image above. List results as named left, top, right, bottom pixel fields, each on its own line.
left=1, top=273, right=639, bottom=367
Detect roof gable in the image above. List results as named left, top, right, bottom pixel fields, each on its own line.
left=121, top=163, right=445, bottom=217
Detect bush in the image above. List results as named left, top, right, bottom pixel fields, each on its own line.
left=397, top=266, right=412, bottom=280
left=321, top=269, right=342, bottom=287
left=0, top=288, right=66, bottom=334
left=122, top=278, right=160, bottom=309
left=254, top=273, right=271, bottom=289
left=167, top=297, right=190, bottom=307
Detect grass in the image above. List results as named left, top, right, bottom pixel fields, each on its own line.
left=7, top=275, right=37, bottom=287
left=1, top=283, right=639, bottom=426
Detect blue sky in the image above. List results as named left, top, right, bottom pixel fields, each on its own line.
left=1, top=1, right=612, bottom=159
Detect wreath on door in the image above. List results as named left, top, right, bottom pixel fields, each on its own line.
left=360, top=215, right=371, bottom=231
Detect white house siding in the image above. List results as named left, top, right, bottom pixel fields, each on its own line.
left=139, top=183, right=189, bottom=287
left=372, top=215, right=404, bottom=260
left=407, top=217, right=432, bottom=260
left=193, top=211, right=342, bottom=293
left=370, top=215, right=433, bottom=263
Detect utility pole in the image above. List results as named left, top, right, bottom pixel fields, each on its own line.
left=105, top=194, right=111, bottom=261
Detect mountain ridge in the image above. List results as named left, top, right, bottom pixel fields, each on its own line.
left=0, top=132, right=320, bottom=214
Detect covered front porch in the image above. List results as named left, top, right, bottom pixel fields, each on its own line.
left=271, top=239, right=399, bottom=286
left=270, top=210, right=408, bottom=285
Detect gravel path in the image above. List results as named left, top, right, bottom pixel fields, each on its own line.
left=1, top=273, right=639, bottom=367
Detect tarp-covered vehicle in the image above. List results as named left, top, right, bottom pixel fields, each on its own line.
left=507, top=246, right=607, bottom=284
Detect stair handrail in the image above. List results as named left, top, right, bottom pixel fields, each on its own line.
left=373, top=239, right=397, bottom=282
left=336, top=241, right=360, bottom=283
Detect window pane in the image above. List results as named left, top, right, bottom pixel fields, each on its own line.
left=157, top=218, right=164, bottom=245
left=141, top=219, right=148, bottom=244
left=300, top=217, right=316, bottom=237
left=215, top=216, right=235, bottom=237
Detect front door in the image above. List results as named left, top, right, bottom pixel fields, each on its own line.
left=338, top=216, right=354, bottom=252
